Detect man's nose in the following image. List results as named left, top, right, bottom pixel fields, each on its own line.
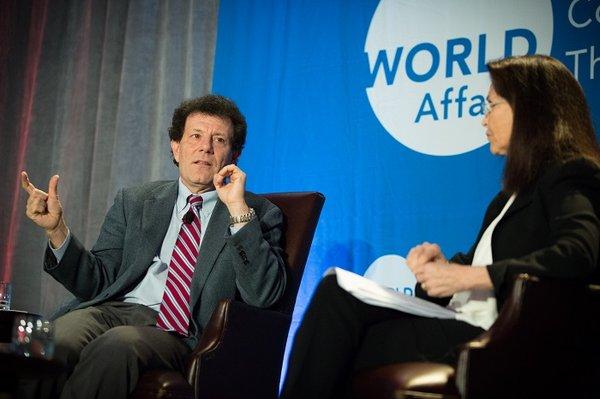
left=198, top=136, right=213, bottom=152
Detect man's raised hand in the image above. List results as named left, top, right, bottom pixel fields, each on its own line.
left=21, top=171, right=68, bottom=247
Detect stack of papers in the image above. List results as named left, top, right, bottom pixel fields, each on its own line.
left=325, top=267, right=456, bottom=319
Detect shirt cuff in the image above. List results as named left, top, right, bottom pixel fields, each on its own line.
left=229, top=224, right=243, bottom=235
left=49, top=229, right=71, bottom=263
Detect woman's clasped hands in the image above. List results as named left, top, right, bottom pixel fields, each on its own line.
left=406, top=243, right=493, bottom=297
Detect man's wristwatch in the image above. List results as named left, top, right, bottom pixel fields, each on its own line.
left=229, top=208, right=256, bottom=226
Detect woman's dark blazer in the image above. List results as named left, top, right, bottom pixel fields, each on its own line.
left=417, top=158, right=600, bottom=310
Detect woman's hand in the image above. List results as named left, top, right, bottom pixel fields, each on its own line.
left=406, top=242, right=447, bottom=275
left=416, top=262, right=494, bottom=297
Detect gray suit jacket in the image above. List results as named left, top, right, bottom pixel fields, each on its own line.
left=44, top=180, right=287, bottom=348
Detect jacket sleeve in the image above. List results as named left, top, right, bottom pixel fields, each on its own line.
left=44, top=189, right=127, bottom=300
left=487, top=162, right=600, bottom=296
left=226, top=200, right=286, bottom=308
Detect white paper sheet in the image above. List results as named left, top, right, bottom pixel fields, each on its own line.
left=325, top=267, right=457, bottom=319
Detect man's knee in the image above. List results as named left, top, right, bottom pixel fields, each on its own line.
left=53, top=311, right=96, bottom=367
left=79, top=326, right=150, bottom=363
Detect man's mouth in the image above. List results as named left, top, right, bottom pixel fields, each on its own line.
left=193, top=160, right=211, bottom=166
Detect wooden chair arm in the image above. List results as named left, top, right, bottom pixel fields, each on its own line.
left=352, top=362, right=459, bottom=399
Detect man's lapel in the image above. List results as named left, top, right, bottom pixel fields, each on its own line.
left=190, top=199, right=229, bottom=310
left=140, top=182, right=178, bottom=269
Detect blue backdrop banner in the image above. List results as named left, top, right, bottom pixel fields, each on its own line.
left=211, top=0, right=600, bottom=381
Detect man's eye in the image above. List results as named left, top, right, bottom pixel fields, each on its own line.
left=214, top=137, right=226, bottom=143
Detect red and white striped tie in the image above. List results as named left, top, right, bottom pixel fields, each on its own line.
left=157, top=194, right=203, bottom=336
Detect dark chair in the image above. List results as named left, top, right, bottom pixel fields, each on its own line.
left=352, top=274, right=600, bottom=399
left=132, top=192, right=325, bottom=399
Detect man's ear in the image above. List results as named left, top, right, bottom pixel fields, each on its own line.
left=171, top=140, right=180, bottom=163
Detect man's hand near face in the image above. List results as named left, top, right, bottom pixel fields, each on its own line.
left=214, top=164, right=252, bottom=227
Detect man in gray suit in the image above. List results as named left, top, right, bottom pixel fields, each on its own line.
left=20, top=95, right=286, bottom=399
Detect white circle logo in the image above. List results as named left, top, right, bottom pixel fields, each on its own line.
left=363, top=254, right=416, bottom=295
left=365, top=0, right=553, bottom=156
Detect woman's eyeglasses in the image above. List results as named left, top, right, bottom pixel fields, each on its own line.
left=484, top=100, right=506, bottom=114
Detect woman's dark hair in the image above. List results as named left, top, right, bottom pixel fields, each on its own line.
left=168, top=94, right=247, bottom=165
left=487, top=54, right=600, bottom=192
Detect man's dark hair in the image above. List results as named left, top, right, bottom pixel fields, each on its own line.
left=168, top=94, right=247, bottom=165
left=488, top=54, right=600, bottom=192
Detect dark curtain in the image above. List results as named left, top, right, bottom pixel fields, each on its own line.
left=0, top=0, right=219, bottom=316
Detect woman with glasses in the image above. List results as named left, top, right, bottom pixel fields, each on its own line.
left=280, top=54, right=600, bottom=399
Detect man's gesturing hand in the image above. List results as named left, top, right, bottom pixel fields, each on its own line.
left=21, top=171, right=68, bottom=247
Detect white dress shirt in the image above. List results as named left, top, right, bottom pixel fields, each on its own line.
left=447, top=193, right=517, bottom=329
